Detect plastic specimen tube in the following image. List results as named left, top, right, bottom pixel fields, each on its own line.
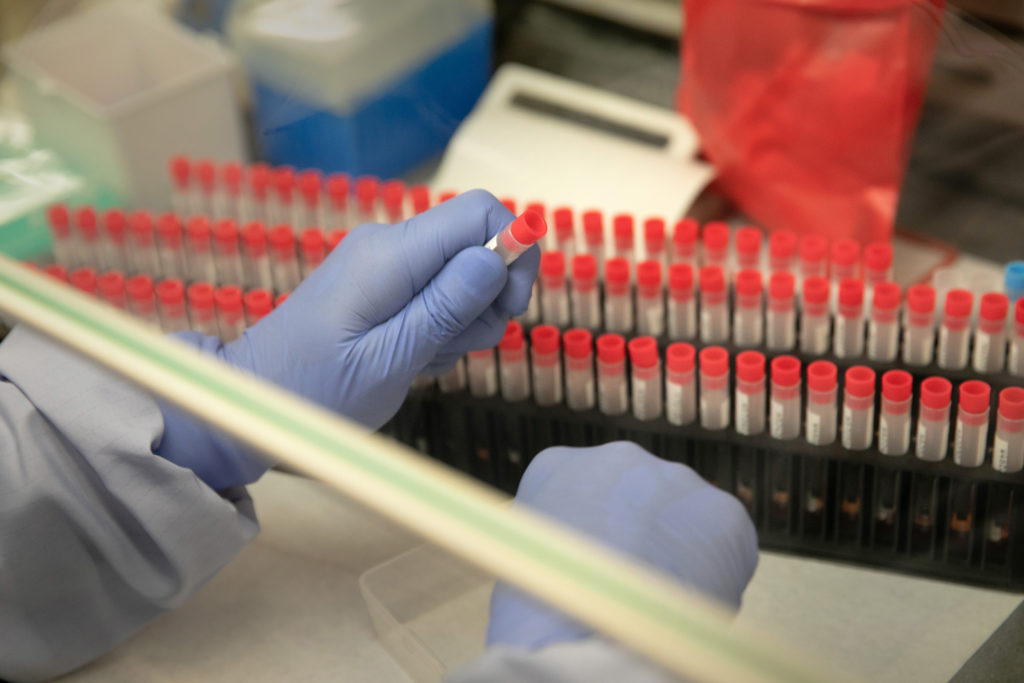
left=125, top=275, right=159, bottom=326
left=296, top=170, right=324, bottom=229
left=553, top=208, right=576, bottom=261
left=523, top=202, right=547, bottom=249
left=864, top=242, right=893, bottom=287
left=699, top=265, right=729, bottom=343
left=937, top=289, right=974, bottom=370
left=768, top=230, right=797, bottom=276
left=218, top=162, right=244, bottom=222
left=212, top=219, right=245, bottom=286
left=878, top=370, right=912, bottom=455
left=562, top=329, right=594, bottom=411
left=156, top=214, right=186, bottom=280
left=186, top=216, right=217, bottom=284
left=241, top=222, right=274, bottom=291
left=530, top=325, right=563, bottom=407
left=665, top=342, right=696, bottom=426
left=916, top=377, right=952, bottom=461
left=47, top=204, right=75, bottom=268
left=325, top=174, right=350, bottom=230
left=581, top=211, right=605, bottom=280
left=973, top=292, right=1009, bottom=373
left=954, top=380, right=991, bottom=468
left=75, top=206, right=101, bottom=268
left=243, top=163, right=271, bottom=225
left=570, top=254, right=600, bottom=330
left=69, top=267, right=97, bottom=295
left=833, top=278, right=865, bottom=359
left=734, top=227, right=762, bottom=275
left=667, top=263, right=697, bottom=340
left=702, top=222, right=730, bottom=278
left=867, top=282, right=901, bottom=362
left=214, top=286, right=246, bottom=341
left=269, top=167, right=296, bottom=227
left=596, top=333, right=628, bottom=416
left=97, top=271, right=126, bottom=309
left=437, top=358, right=467, bottom=393
left=169, top=156, right=193, bottom=217
left=196, top=159, right=217, bottom=218
left=485, top=210, right=548, bottom=265
left=43, top=265, right=67, bottom=283
left=798, top=235, right=828, bottom=283
left=540, top=251, right=570, bottom=327
left=101, top=209, right=128, bottom=273
left=735, top=351, right=766, bottom=436
left=842, top=366, right=876, bottom=451
left=268, top=226, right=302, bottom=293
left=644, top=218, right=667, bottom=270
left=127, top=211, right=159, bottom=277
left=635, top=260, right=664, bottom=336
left=733, top=269, right=763, bottom=347
left=1011, top=298, right=1024, bottom=376
left=520, top=279, right=541, bottom=325
left=299, top=228, right=327, bottom=278
left=830, top=239, right=861, bottom=297
left=156, top=278, right=188, bottom=333
left=613, top=214, right=635, bottom=266
left=466, top=348, right=498, bottom=398
left=699, top=346, right=730, bottom=430
left=805, top=361, right=838, bottom=445
left=187, top=283, right=218, bottom=336
left=903, top=284, right=936, bottom=366
left=243, top=289, right=274, bottom=326
left=800, top=276, right=831, bottom=355
left=766, top=272, right=796, bottom=351
left=769, top=356, right=801, bottom=440
left=993, top=387, right=1024, bottom=473
left=628, top=336, right=661, bottom=421
left=603, top=258, right=633, bottom=333
left=672, top=218, right=698, bottom=268
left=354, top=176, right=379, bottom=225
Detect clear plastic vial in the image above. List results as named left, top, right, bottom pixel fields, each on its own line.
left=867, top=282, right=901, bottom=362
left=734, top=227, right=762, bottom=276
left=187, top=283, right=219, bottom=338
left=830, top=239, right=861, bottom=310
left=916, top=377, right=952, bottom=462
left=570, top=254, right=601, bottom=330
left=665, top=343, right=697, bottom=426
left=805, top=361, right=838, bottom=446
left=766, top=272, right=796, bottom=351
left=834, top=278, right=865, bottom=359
left=993, top=387, right=1024, bottom=473
left=699, top=346, right=731, bottom=430
left=553, top=208, right=577, bottom=262
left=770, top=356, right=802, bottom=440
left=937, top=289, right=973, bottom=370
left=613, top=214, right=635, bottom=267
left=635, top=261, right=665, bottom=337
left=540, top=251, right=571, bottom=328
left=604, top=258, right=633, bottom=334
left=156, top=279, right=189, bottom=333
left=126, top=275, right=160, bottom=327
left=213, top=220, right=246, bottom=286
left=699, top=265, right=730, bottom=343
left=582, top=211, right=605, bottom=280
left=973, top=292, right=1009, bottom=374
left=186, top=217, right=218, bottom=284
left=486, top=210, right=547, bottom=265
left=733, top=269, right=764, bottom=348
left=1010, top=298, right=1024, bottom=376
left=878, top=370, right=912, bottom=456
left=467, top=348, right=498, bottom=398
left=842, top=366, right=876, bottom=451
left=596, top=334, right=629, bottom=416
left=768, top=230, right=797, bottom=277
left=498, top=322, right=530, bottom=402
left=214, top=286, right=247, bottom=342
left=437, top=358, right=467, bottom=393
left=157, top=214, right=187, bottom=281
left=800, top=276, right=831, bottom=355
left=530, top=325, right=563, bottom=407
left=672, top=218, right=699, bottom=268
left=863, top=242, right=894, bottom=287
left=643, top=218, right=668, bottom=271
left=128, top=211, right=161, bottom=277
left=667, top=263, right=697, bottom=340
left=798, top=235, right=828, bottom=283
left=628, top=337, right=662, bottom=421
left=903, top=284, right=936, bottom=366
left=241, top=222, right=275, bottom=291
left=954, top=380, right=991, bottom=468
left=735, top=351, right=766, bottom=436
left=267, top=226, right=302, bottom=294
left=563, top=329, right=595, bottom=411
left=702, top=222, right=730, bottom=280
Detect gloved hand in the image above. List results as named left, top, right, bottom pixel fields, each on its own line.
left=157, top=190, right=540, bottom=490
left=486, top=442, right=758, bottom=650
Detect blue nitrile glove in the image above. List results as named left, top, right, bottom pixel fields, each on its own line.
left=486, top=442, right=759, bottom=650
left=157, top=190, right=541, bottom=490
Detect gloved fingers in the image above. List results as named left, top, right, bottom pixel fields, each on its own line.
left=494, top=243, right=541, bottom=316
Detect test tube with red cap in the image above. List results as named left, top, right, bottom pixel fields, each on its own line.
left=485, top=210, right=547, bottom=265
left=596, top=333, right=628, bottom=415
left=539, top=251, right=570, bottom=327
left=635, top=260, right=664, bottom=337
left=169, top=156, right=194, bottom=217
left=218, top=162, right=244, bottom=221
left=214, top=285, right=246, bottom=341
left=770, top=356, right=802, bottom=440
left=805, top=360, right=838, bottom=445
left=830, top=239, right=861, bottom=306
left=766, top=272, right=796, bottom=351
left=672, top=218, right=698, bottom=269
left=242, top=163, right=271, bottom=225
left=241, top=222, right=274, bottom=291
left=878, top=370, right=913, bottom=456
left=437, top=359, right=467, bottom=393
left=156, top=279, right=188, bottom=333
left=903, top=284, right=936, bottom=366
left=270, top=167, right=296, bottom=227
left=643, top=218, right=667, bottom=271
left=268, top=225, right=302, bottom=293
left=467, top=348, right=498, bottom=398
left=187, top=282, right=219, bottom=336
left=973, top=292, right=1009, bottom=373
left=563, top=329, right=594, bottom=411
left=954, top=380, right=991, bottom=468
left=798, top=235, right=828, bottom=284
left=126, top=275, right=159, bottom=326
left=530, top=325, right=563, bottom=407
left=937, top=289, right=973, bottom=370
left=699, top=346, right=730, bottom=430
left=603, top=257, right=632, bottom=334
left=842, top=366, right=876, bottom=450
left=864, top=242, right=893, bottom=287
left=612, top=214, right=635, bottom=268
left=523, top=202, right=547, bottom=249
left=380, top=179, right=406, bottom=224
left=735, top=351, right=766, bottom=436
left=212, top=219, right=245, bottom=286
left=127, top=211, right=160, bottom=277
left=768, top=230, right=797, bottom=277
left=734, top=227, right=762, bottom=276
left=186, top=216, right=217, bottom=284
left=299, top=228, right=327, bottom=278
left=667, top=263, right=696, bottom=340
left=799, top=276, right=831, bottom=355
left=498, top=322, right=530, bottom=402
left=243, top=289, right=274, bottom=326
left=47, top=204, right=75, bottom=268
left=628, top=337, right=661, bottom=421
left=195, top=159, right=217, bottom=218
left=867, top=282, right=901, bottom=362
left=994, top=387, right=1024, bottom=473
left=733, top=269, right=763, bottom=348
left=519, top=280, right=541, bottom=325
left=570, top=254, right=600, bottom=330
left=553, top=208, right=576, bottom=261
left=699, top=265, right=729, bottom=343
left=97, top=271, right=126, bottom=309
left=75, top=206, right=101, bottom=268
left=1011, top=298, right=1024, bottom=376
left=157, top=214, right=186, bottom=280
left=409, top=185, right=431, bottom=217
left=834, top=278, right=865, bottom=359
left=916, top=377, right=951, bottom=461
left=100, top=209, right=128, bottom=273
left=666, top=342, right=696, bottom=426
left=43, top=264, right=68, bottom=283
left=69, top=267, right=97, bottom=295
left=581, top=210, right=605, bottom=279
left=296, top=170, right=324, bottom=230
left=702, top=222, right=730, bottom=278
left=325, top=173, right=350, bottom=230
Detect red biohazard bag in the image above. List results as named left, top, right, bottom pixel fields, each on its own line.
left=679, top=0, right=944, bottom=243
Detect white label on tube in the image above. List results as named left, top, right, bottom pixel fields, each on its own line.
left=736, top=392, right=750, bottom=435
left=842, top=406, right=853, bottom=449
left=634, top=378, right=647, bottom=412
left=994, top=436, right=1009, bottom=472
left=975, top=332, right=990, bottom=368
left=770, top=400, right=784, bottom=439
left=720, top=399, right=730, bottom=426
left=667, top=383, right=682, bottom=424
left=807, top=412, right=821, bottom=445
left=879, top=419, right=888, bottom=451
left=647, top=307, right=663, bottom=336
left=814, top=322, right=828, bottom=352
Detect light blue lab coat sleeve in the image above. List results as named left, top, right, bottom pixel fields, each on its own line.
left=447, top=640, right=686, bottom=683
left=0, top=327, right=259, bottom=683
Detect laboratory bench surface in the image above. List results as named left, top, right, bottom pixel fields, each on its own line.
left=59, top=470, right=1023, bottom=683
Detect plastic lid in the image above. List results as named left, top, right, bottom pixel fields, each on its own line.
left=959, top=380, right=991, bottom=414
left=572, top=253, right=597, bottom=281
left=47, top=204, right=70, bottom=236
left=881, top=370, right=913, bottom=402
left=125, top=275, right=153, bottom=300
left=272, top=166, right=295, bottom=201
left=43, top=264, right=67, bottom=282
left=268, top=225, right=295, bottom=251
left=596, top=333, right=626, bottom=363
left=275, top=293, right=290, bottom=307
left=156, top=279, right=185, bottom=306
left=297, top=170, right=323, bottom=205
left=802, top=276, right=829, bottom=304
left=831, top=239, right=860, bottom=267
left=248, top=163, right=271, bottom=199
left=771, top=355, right=801, bottom=387
left=699, top=346, right=729, bottom=376
left=501, top=198, right=517, bottom=214
left=637, top=260, right=662, bottom=288
left=129, top=211, right=153, bottom=239
left=844, top=366, right=876, bottom=397
left=807, top=361, right=837, bottom=392
left=872, top=282, right=901, bottom=311
left=327, top=230, right=347, bottom=250
left=188, top=282, right=215, bottom=310
left=769, top=272, right=795, bottom=300
left=699, top=265, right=725, bottom=293
left=540, top=251, right=565, bottom=278
left=769, top=230, right=797, bottom=260
left=170, top=155, right=190, bottom=187
left=381, top=180, right=405, bottom=214
left=864, top=242, right=893, bottom=272
left=702, top=222, right=729, bottom=250
left=76, top=206, right=98, bottom=238
left=222, top=162, right=243, bottom=194
left=613, top=214, right=634, bottom=246
left=70, top=268, right=96, bottom=293
left=212, top=219, right=238, bottom=248
left=510, top=210, right=548, bottom=246
left=735, top=269, right=762, bottom=297
left=644, top=218, right=666, bottom=248
left=920, top=376, right=952, bottom=410
left=356, top=176, right=378, bottom=210
left=439, top=191, right=458, bottom=204
left=215, top=285, right=243, bottom=313
left=582, top=210, right=603, bottom=245
left=799, top=235, right=828, bottom=264
left=673, top=218, right=698, bottom=248
left=1006, top=261, right=1024, bottom=294
left=186, top=216, right=211, bottom=246
left=530, top=324, right=560, bottom=354
left=244, top=289, right=274, bottom=318
left=979, top=292, right=1009, bottom=321
left=669, top=263, right=694, bottom=291
left=628, top=336, right=658, bottom=368
left=735, top=227, right=761, bottom=257
left=196, top=159, right=216, bottom=192
left=906, top=284, right=935, bottom=314
left=157, top=214, right=181, bottom=245
left=736, top=350, right=765, bottom=382
left=553, top=208, right=574, bottom=238
left=326, top=173, right=350, bottom=206
left=241, top=222, right=266, bottom=253
left=300, top=228, right=325, bottom=255
left=605, top=257, right=630, bottom=285
left=563, top=328, right=593, bottom=359
left=838, top=278, right=863, bottom=307
left=103, top=209, right=126, bottom=240
left=409, top=185, right=431, bottom=214
left=999, top=387, right=1024, bottom=421
left=1017, top=297, right=1024, bottom=325
left=97, top=271, right=124, bottom=298
left=666, top=342, right=696, bottom=372
left=944, top=289, right=973, bottom=318
left=499, top=321, right=524, bottom=351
